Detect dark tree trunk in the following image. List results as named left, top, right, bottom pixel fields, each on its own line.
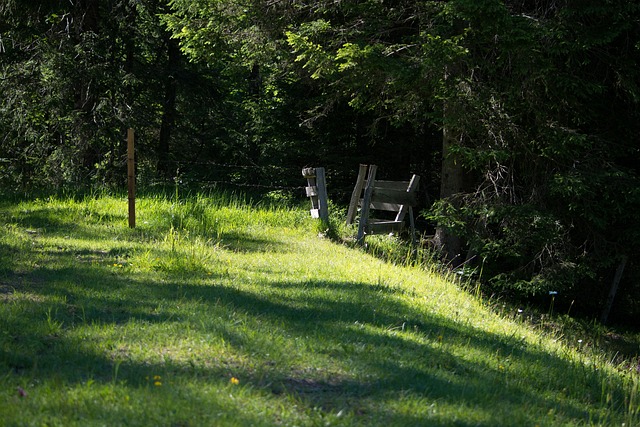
left=433, top=49, right=469, bottom=267
left=123, top=2, right=136, bottom=76
left=157, top=35, right=180, bottom=178
left=74, top=0, right=101, bottom=173
left=78, top=0, right=100, bottom=33
left=434, top=122, right=465, bottom=266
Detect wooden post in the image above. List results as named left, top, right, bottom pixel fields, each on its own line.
left=302, top=167, right=329, bottom=222
left=396, top=174, right=420, bottom=245
left=356, top=165, right=377, bottom=243
left=127, top=128, right=135, bottom=228
left=315, top=167, right=329, bottom=222
left=346, top=164, right=368, bottom=225
left=394, top=174, right=420, bottom=223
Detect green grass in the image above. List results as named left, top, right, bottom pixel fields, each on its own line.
left=0, top=193, right=639, bottom=426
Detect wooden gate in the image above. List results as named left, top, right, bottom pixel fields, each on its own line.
left=346, top=165, right=420, bottom=244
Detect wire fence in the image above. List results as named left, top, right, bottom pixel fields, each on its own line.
left=138, top=158, right=318, bottom=194
left=0, top=152, right=365, bottom=202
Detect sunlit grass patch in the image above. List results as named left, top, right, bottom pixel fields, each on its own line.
left=0, top=192, right=639, bottom=426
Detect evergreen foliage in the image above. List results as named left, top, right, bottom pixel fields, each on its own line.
left=1, top=0, right=639, bottom=322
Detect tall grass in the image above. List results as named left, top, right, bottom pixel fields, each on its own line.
left=0, top=192, right=638, bottom=426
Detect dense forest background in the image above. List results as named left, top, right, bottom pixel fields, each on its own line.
left=1, top=0, right=639, bottom=326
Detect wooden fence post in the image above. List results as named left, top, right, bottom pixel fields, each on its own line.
left=302, top=167, right=329, bottom=222
left=127, top=128, right=135, bottom=228
left=346, top=164, right=368, bottom=225
left=356, top=165, right=377, bottom=243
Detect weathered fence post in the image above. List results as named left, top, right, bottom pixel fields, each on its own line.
left=302, top=167, right=329, bottom=222
left=349, top=164, right=420, bottom=245
left=346, top=164, right=368, bottom=225
left=127, top=128, right=136, bottom=228
left=356, top=165, right=377, bottom=243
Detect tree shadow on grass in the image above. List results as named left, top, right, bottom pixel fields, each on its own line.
left=4, top=204, right=292, bottom=256
left=0, top=220, right=627, bottom=426
left=217, top=230, right=290, bottom=253
left=183, top=280, right=603, bottom=421
left=4, top=205, right=126, bottom=236
left=1, top=270, right=617, bottom=426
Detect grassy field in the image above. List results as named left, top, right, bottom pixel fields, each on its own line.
left=0, top=193, right=638, bottom=426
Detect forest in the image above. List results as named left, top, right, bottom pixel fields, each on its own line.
left=1, top=0, right=639, bottom=326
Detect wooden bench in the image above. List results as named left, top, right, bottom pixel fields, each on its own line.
left=346, top=165, right=420, bottom=244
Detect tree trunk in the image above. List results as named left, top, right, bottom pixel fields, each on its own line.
left=433, top=49, right=468, bottom=267
left=600, top=255, right=628, bottom=325
left=157, top=35, right=180, bottom=178
left=74, top=0, right=101, bottom=173
left=123, top=2, right=136, bottom=76
left=433, top=121, right=465, bottom=267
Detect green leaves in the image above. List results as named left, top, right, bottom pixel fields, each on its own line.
left=285, top=30, right=335, bottom=80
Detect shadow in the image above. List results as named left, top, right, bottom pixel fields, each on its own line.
left=5, top=204, right=295, bottom=256
left=0, top=242, right=19, bottom=279
left=217, top=230, right=289, bottom=253
left=0, top=208, right=630, bottom=426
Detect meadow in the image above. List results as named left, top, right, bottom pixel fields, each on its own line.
left=0, top=192, right=638, bottom=426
